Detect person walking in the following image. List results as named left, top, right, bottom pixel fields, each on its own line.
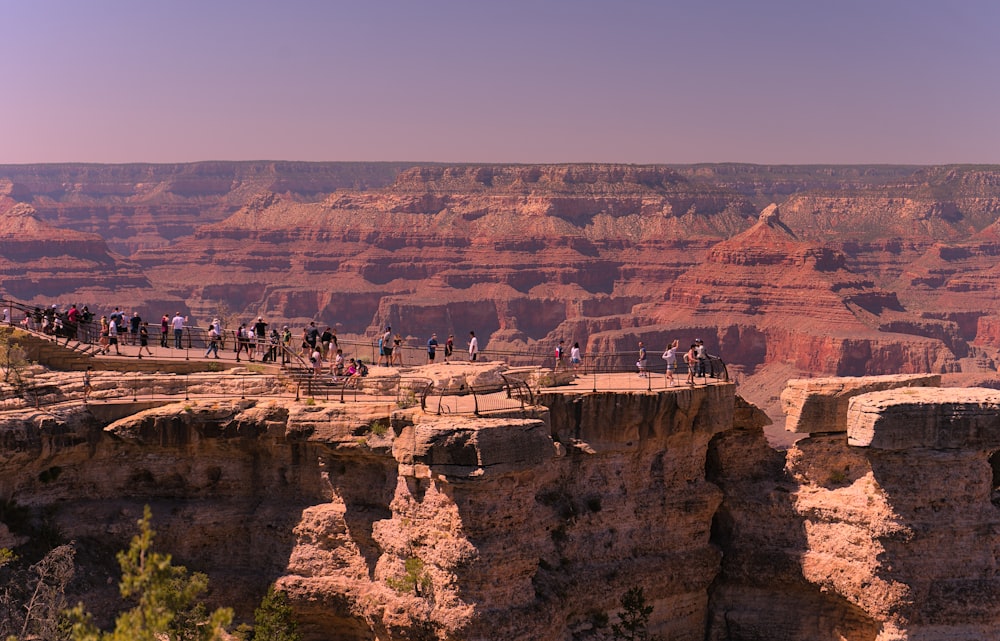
left=138, top=322, right=153, bottom=358
left=98, top=316, right=110, bottom=354
left=662, top=339, right=679, bottom=386
left=205, top=324, right=221, bottom=358
left=107, top=315, right=121, bottom=355
left=554, top=340, right=565, bottom=370
left=83, top=366, right=92, bottom=401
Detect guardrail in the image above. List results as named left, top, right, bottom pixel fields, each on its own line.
left=1, top=297, right=729, bottom=414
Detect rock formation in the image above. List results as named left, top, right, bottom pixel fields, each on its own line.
left=0, top=350, right=999, bottom=640
left=4, top=162, right=1000, bottom=441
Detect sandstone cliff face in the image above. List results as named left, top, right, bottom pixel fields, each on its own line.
left=0, top=379, right=736, bottom=641
left=710, top=375, right=1000, bottom=641
left=3, top=362, right=1000, bottom=640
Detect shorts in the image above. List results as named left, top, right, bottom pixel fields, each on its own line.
left=571, top=357, right=580, bottom=365
left=666, top=363, right=676, bottom=371
left=383, top=347, right=393, bottom=356
left=428, top=352, right=436, bottom=361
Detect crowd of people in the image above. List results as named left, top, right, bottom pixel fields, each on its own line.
left=6, top=302, right=720, bottom=384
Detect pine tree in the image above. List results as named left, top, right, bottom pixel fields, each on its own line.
left=611, top=586, right=656, bottom=641
left=251, top=585, right=300, bottom=641
left=66, top=506, right=232, bottom=641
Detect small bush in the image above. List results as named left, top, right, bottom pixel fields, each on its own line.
left=368, top=420, right=388, bottom=437
left=386, top=556, right=432, bottom=597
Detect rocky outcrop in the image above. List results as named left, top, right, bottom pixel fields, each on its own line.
left=780, top=374, right=941, bottom=434
left=4, top=363, right=1000, bottom=639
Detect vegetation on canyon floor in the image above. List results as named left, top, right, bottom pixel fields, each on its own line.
left=0, top=506, right=298, bottom=641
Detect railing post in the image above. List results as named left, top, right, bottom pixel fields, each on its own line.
left=185, top=374, right=190, bottom=401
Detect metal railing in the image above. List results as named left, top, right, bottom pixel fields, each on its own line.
left=0, top=297, right=729, bottom=414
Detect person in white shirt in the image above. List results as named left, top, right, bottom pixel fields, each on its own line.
left=468, top=330, right=479, bottom=362
left=171, top=312, right=186, bottom=349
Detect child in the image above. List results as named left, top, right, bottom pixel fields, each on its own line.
left=684, top=344, right=697, bottom=385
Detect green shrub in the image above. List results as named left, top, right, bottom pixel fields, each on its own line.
left=386, top=556, right=432, bottom=597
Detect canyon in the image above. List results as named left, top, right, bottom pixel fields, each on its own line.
left=1, top=356, right=998, bottom=640
left=3, top=161, right=1000, bottom=438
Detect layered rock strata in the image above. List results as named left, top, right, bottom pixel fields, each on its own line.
left=2, top=366, right=1000, bottom=639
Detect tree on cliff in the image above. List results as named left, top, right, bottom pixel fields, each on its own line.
left=233, top=585, right=300, bottom=641
left=66, top=506, right=232, bottom=641
left=0, top=332, right=28, bottom=387
left=611, top=586, right=659, bottom=641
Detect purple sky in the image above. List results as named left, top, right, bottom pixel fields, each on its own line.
left=3, top=1, right=998, bottom=165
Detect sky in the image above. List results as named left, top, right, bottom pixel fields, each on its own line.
left=2, top=0, right=998, bottom=165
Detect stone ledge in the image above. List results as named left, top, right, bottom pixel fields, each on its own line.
left=781, top=374, right=941, bottom=434
left=847, top=387, right=1000, bottom=449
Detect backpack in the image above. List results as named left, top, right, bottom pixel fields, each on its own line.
left=358, top=362, right=369, bottom=377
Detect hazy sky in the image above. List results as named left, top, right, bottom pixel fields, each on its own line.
left=2, top=1, right=998, bottom=165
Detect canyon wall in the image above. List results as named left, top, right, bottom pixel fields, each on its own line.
left=3, top=369, right=999, bottom=639
left=4, top=162, right=1000, bottom=435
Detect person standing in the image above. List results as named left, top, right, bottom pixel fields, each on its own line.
left=570, top=342, right=582, bottom=370
left=321, top=326, right=333, bottom=357
left=281, top=325, right=292, bottom=364
left=468, top=331, right=479, bottom=362
left=684, top=343, right=698, bottom=385
left=254, top=317, right=268, bottom=359
left=98, top=316, right=110, bottom=354
left=444, top=334, right=454, bottom=363
left=555, top=340, right=565, bottom=370
left=392, top=333, right=404, bottom=366
left=306, top=322, right=320, bottom=352
left=695, top=338, right=707, bottom=378
left=662, top=339, right=679, bottom=386
left=379, top=326, right=393, bottom=366
left=171, top=312, right=186, bottom=349
left=637, top=341, right=648, bottom=377
left=129, top=312, right=142, bottom=346
left=160, top=314, right=169, bottom=348
left=427, top=333, right=439, bottom=363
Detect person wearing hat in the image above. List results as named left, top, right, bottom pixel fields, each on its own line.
left=281, top=325, right=292, bottom=364
left=427, top=333, right=439, bottom=363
